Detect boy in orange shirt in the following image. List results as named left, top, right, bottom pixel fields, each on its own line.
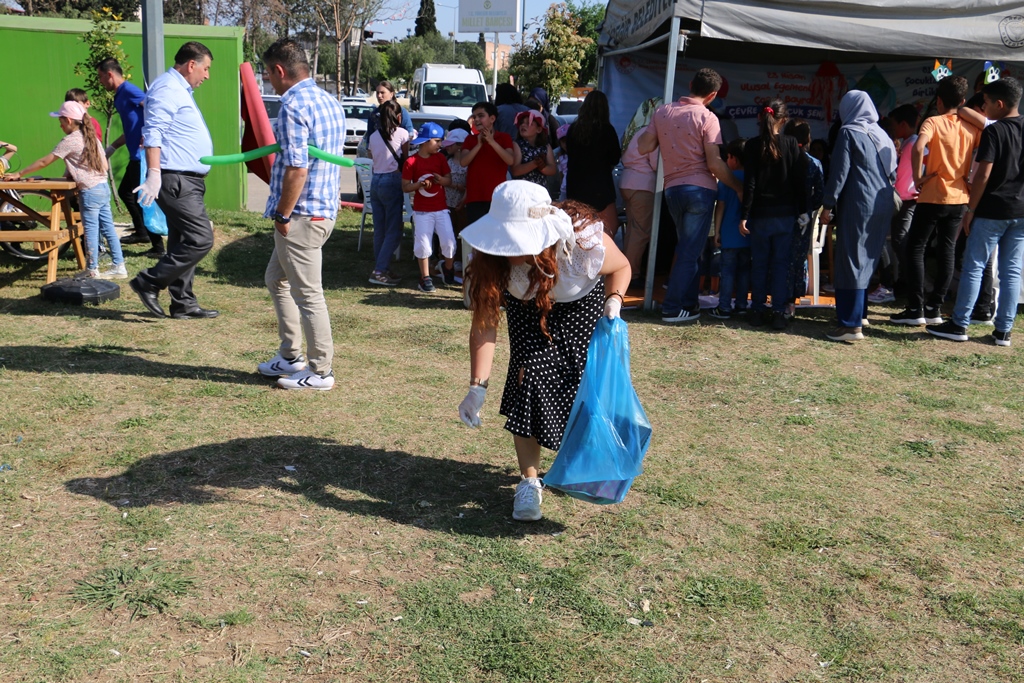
left=891, top=76, right=981, bottom=325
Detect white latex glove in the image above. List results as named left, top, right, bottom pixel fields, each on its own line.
left=797, top=213, right=810, bottom=229
left=134, top=168, right=161, bottom=206
left=104, top=145, right=116, bottom=159
left=459, top=385, right=487, bottom=428
left=604, top=296, right=622, bottom=319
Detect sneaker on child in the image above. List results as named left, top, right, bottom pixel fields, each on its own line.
left=993, top=330, right=1012, bottom=347
left=276, top=368, right=335, bottom=390
left=924, top=306, right=943, bottom=324
left=706, top=306, right=732, bottom=319
left=889, top=309, right=926, bottom=325
left=867, top=286, right=895, bottom=303
left=258, top=353, right=307, bottom=377
left=418, top=276, right=436, bottom=292
left=512, top=477, right=543, bottom=522
left=76, top=268, right=100, bottom=279
left=97, top=263, right=128, bottom=280
left=662, top=307, right=700, bottom=324
left=369, top=270, right=400, bottom=286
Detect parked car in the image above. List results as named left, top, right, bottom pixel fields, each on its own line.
left=555, top=98, right=583, bottom=125
left=354, top=112, right=462, bottom=200
left=262, top=94, right=281, bottom=128
left=343, top=103, right=375, bottom=154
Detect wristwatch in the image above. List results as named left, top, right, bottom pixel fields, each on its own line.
left=272, top=211, right=291, bottom=224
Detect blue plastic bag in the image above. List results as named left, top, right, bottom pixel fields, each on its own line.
left=138, top=154, right=168, bottom=236
left=544, top=317, right=652, bottom=504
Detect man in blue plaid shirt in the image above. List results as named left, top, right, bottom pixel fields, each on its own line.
left=258, top=39, right=346, bottom=391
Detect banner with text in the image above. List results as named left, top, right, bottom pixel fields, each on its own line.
left=459, top=0, right=522, bottom=33
left=601, top=53, right=1016, bottom=142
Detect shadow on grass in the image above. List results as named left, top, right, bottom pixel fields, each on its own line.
left=65, top=436, right=564, bottom=538
left=0, top=344, right=258, bottom=384
left=0, top=296, right=165, bottom=322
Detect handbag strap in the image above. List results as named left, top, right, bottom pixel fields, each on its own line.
left=382, top=134, right=404, bottom=168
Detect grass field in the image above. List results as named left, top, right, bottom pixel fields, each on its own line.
left=1, top=208, right=1023, bottom=682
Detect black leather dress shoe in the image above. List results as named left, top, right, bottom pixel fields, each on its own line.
left=120, top=234, right=149, bottom=245
left=170, top=307, right=220, bottom=319
left=129, top=277, right=165, bottom=317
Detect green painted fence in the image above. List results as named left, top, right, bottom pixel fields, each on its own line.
left=0, top=16, right=245, bottom=211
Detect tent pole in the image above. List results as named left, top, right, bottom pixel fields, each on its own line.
left=644, top=15, right=681, bottom=311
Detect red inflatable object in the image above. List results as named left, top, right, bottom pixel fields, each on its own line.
left=240, top=62, right=276, bottom=184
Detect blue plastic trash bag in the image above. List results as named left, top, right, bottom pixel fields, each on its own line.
left=545, top=317, right=652, bottom=504
left=138, top=154, right=168, bottom=236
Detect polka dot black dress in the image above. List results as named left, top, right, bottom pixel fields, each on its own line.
left=499, top=284, right=604, bottom=450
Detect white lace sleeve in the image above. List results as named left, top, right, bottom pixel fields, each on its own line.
left=563, top=221, right=606, bottom=280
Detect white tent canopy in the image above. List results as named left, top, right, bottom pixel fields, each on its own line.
left=599, top=0, right=1024, bottom=310
left=602, top=0, right=1024, bottom=61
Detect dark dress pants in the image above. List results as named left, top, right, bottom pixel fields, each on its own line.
left=137, top=173, right=213, bottom=312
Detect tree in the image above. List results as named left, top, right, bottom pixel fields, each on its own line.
left=509, top=4, right=591, bottom=105
left=19, top=0, right=138, bottom=18
left=385, top=33, right=484, bottom=82
left=566, top=0, right=603, bottom=86
left=164, top=0, right=204, bottom=24
left=74, top=8, right=132, bottom=147
left=414, top=0, right=437, bottom=37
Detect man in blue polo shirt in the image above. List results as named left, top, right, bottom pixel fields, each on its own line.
left=97, top=58, right=165, bottom=256
left=129, top=41, right=217, bottom=320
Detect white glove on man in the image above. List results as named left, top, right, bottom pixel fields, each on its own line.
left=459, top=385, right=487, bottom=428
left=134, top=168, right=161, bottom=207
left=604, top=296, right=622, bottom=319
left=104, top=145, right=116, bottom=159
left=797, top=213, right=811, bottom=230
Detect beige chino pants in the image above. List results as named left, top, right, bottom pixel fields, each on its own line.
left=265, top=216, right=335, bottom=375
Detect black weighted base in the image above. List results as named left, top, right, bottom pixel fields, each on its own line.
left=40, top=277, right=121, bottom=305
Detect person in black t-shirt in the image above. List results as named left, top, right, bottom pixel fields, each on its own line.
left=926, top=76, right=1024, bottom=347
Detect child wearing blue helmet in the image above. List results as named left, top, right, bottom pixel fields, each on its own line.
left=403, top=122, right=455, bottom=292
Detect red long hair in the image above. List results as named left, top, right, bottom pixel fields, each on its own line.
left=467, top=200, right=598, bottom=340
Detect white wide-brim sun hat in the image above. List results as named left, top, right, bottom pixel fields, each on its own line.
left=459, top=180, right=574, bottom=257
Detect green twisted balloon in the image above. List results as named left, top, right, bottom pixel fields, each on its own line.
left=200, top=144, right=354, bottom=167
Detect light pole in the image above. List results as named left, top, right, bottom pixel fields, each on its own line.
left=437, top=2, right=458, bottom=58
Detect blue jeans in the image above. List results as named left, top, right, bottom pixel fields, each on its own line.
left=662, top=185, right=716, bottom=315
left=835, top=288, right=869, bottom=328
left=79, top=183, right=123, bottom=271
left=952, top=216, right=1024, bottom=332
left=749, top=215, right=795, bottom=312
left=718, top=247, right=751, bottom=313
left=370, top=171, right=404, bottom=273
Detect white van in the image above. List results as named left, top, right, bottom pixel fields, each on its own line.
left=409, top=64, right=488, bottom=121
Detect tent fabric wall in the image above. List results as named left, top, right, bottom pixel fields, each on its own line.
left=0, top=16, right=244, bottom=212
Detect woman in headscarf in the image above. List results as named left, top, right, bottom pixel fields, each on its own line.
left=819, top=90, right=898, bottom=341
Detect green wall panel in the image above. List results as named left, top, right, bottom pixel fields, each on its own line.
left=0, top=16, right=245, bottom=211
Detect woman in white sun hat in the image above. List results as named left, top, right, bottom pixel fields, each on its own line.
left=458, top=180, right=631, bottom=522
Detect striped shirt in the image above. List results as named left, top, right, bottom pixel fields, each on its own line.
left=266, top=78, right=346, bottom=220
left=142, top=68, right=213, bottom=174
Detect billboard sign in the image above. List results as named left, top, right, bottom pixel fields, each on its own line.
left=458, top=0, right=522, bottom=33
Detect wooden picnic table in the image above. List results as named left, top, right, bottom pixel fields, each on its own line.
left=0, top=178, right=86, bottom=283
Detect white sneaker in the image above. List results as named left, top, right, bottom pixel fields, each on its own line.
left=512, top=477, right=544, bottom=522
left=76, top=268, right=99, bottom=278
left=258, top=353, right=307, bottom=377
left=277, top=368, right=334, bottom=390
left=97, top=263, right=128, bottom=280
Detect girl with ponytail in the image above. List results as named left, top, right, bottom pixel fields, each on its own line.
left=10, top=100, right=126, bottom=279
left=738, top=98, right=807, bottom=330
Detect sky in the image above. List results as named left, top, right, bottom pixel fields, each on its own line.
left=368, top=0, right=601, bottom=43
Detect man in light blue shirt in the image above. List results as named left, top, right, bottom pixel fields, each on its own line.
left=129, top=41, right=219, bottom=320
left=257, top=39, right=345, bottom=391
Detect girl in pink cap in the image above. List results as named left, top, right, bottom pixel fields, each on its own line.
left=10, top=101, right=125, bottom=279
left=511, top=110, right=556, bottom=188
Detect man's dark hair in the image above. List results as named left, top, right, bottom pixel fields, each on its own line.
left=448, top=118, right=472, bottom=133
left=965, top=92, right=985, bottom=111
left=888, top=103, right=920, bottom=127
left=494, top=83, right=521, bottom=106
left=262, top=39, right=310, bottom=79
left=983, top=76, right=1023, bottom=108
left=691, top=68, right=723, bottom=98
left=472, top=101, right=498, bottom=118
left=936, top=75, right=969, bottom=110
left=725, top=138, right=745, bottom=162
left=783, top=118, right=811, bottom=146
left=96, top=57, right=123, bottom=76
left=174, top=41, right=213, bottom=66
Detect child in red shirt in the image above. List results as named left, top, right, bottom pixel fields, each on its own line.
left=461, top=101, right=514, bottom=225
left=403, top=122, right=455, bottom=292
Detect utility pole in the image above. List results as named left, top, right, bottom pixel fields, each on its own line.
left=492, top=33, right=498, bottom=95
left=142, top=0, right=164, bottom=86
